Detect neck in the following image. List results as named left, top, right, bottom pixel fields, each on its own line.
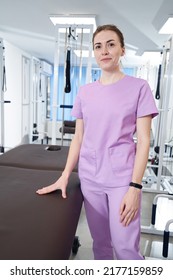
left=100, top=71, right=125, bottom=85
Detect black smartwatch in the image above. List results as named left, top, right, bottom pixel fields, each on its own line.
left=129, top=182, right=142, bottom=189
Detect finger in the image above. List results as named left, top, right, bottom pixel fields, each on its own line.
left=120, top=209, right=132, bottom=225
left=61, top=188, right=67, bottom=199
left=126, top=210, right=138, bottom=225
left=36, top=185, right=54, bottom=195
left=125, top=216, right=133, bottom=226
left=119, top=201, right=125, bottom=215
left=36, top=188, right=48, bottom=195
left=124, top=212, right=136, bottom=226
left=120, top=208, right=130, bottom=223
left=120, top=213, right=125, bottom=223
left=133, top=210, right=138, bottom=219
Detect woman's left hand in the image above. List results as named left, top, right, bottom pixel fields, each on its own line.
left=119, top=187, right=141, bottom=226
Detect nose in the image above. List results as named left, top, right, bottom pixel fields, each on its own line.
left=102, top=45, right=108, bottom=55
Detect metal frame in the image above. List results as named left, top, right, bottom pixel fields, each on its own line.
left=141, top=194, right=173, bottom=236
left=142, top=194, right=173, bottom=259
left=144, top=36, right=173, bottom=194
left=30, top=57, right=42, bottom=143
left=0, top=39, right=5, bottom=153
left=51, top=24, right=93, bottom=145
left=30, top=58, right=52, bottom=144
left=157, top=37, right=173, bottom=191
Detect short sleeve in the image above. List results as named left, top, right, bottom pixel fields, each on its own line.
left=71, top=91, right=83, bottom=119
left=137, top=81, right=158, bottom=119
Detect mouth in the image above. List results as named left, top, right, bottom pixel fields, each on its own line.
left=100, top=58, right=111, bottom=62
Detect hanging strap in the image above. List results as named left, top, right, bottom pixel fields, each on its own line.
left=155, top=64, right=161, bottom=99
left=64, top=48, right=71, bottom=93
left=2, top=53, right=7, bottom=93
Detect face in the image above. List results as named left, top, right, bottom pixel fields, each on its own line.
left=93, top=30, right=125, bottom=71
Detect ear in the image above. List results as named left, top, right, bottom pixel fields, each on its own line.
left=121, top=47, right=125, bottom=56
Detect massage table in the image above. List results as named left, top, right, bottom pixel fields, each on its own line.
left=0, top=144, right=82, bottom=260
left=0, top=143, right=78, bottom=172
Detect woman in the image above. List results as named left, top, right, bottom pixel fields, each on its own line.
left=36, top=24, right=158, bottom=260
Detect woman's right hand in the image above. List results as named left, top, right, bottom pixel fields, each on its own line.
left=36, top=175, right=68, bottom=198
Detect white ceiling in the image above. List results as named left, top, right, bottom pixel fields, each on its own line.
left=0, top=0, right=172, bottom=66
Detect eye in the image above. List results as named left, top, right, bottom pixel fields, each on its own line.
left=108, top=42, right=115, bottom=48
left=94, top=44, right=101, bottom=50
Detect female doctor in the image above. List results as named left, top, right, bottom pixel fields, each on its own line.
left=37, top=24, right=158, bottom=260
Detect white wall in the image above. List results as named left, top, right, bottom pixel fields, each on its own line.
left=3, top=40, right=31, bottom=149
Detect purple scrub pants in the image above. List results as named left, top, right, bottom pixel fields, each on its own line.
left=81, top=179, right=144, bottom=260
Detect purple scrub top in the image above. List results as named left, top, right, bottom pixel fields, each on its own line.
left=71, top=75, right=158, bottom=187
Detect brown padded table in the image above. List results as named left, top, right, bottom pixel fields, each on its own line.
left=0, top=166, right=83, bottom=260
left=0, top=144, right=78, bottom=172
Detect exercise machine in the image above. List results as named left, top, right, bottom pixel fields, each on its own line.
left=0, top=38, right=10, bottom=153
left=142, top=194, right=173, bottom=259
left=0, top=38, right=4, bottom=153
left=141, top=37, right=173, bottom=259
left=30, top=58, right=52, bottom=144
left=143, top=36, right=173, bottom=194
left=51, top=23, right=94, bottom=145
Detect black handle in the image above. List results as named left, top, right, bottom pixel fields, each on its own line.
left=151, top=204, right=157, bottom=225
left=60, top=105, right=73, bottom=109
left=162, top=230, right=169, bottom=258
